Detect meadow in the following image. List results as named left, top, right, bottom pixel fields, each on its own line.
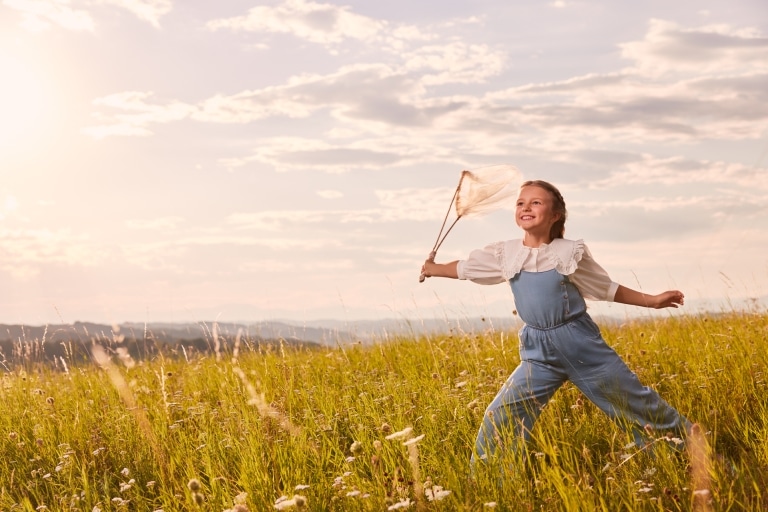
left=0, top=310, right=766, bottom=511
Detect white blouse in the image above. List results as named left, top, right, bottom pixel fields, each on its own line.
left=456, top=238, right=619, bottom=302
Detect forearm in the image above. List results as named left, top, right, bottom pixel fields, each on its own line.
left=422, top=260, right=459, bottom=279
left=613, top=285, right=684, bottom=309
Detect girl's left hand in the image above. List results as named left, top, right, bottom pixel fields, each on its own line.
left=654, top=290, right=685, bottom=309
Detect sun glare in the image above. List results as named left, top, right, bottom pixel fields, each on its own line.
left=0, top=44, right=55, bottom=159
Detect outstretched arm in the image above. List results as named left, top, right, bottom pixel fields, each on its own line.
left=422, top=260, right=459, bottom=279
left=614, top=285, right=684, bottom=309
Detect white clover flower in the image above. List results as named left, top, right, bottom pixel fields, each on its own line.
left=387, top=498, right=413, bottom=510
left=345, top=456, right=355, bottom=463
left=346, top=490, right=361, bottom=497
left=120, top=468, right=130, bottom=477
left=274, top=494, right=306, bottom=510
left=425, top=486, right=451, bottom=501
left=483, top=502, right=497, bottom=508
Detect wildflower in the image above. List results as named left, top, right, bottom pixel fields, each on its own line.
left=346, top=490, right=361, bottom=497
left=293, top=485, right=309, bottom=491
left=120, top=468, right=130, bottom=477
left=188, top=479, right=202, bottom=492
left=385, top=427, right=412, bottom=441
left=425, top=486, right=451, bottom=501
left=350, top=440, right=363, bottom=455
left=46, top=397, right=55, bottom=405
left=274, top=494, right=307, bottom=510
left=193, top=493, right=205, bottom=505
left=345, top=456, right=355, bottom=463
left=484, top=503, right=497, bottom=508
left=8, top=432, right=18, bottom=441
left=387, top=498, right=413, bottom=510
left=380, top=423, right=392, bottom=434
left=234, top=492, right=248, bottom=504
left=403, top=434, right=425, bottom=446
left=373, top=440, right=382, bottom=451
left=455, top=381, right=467, bottom=388
left=146, top=481, right=156, bottom=488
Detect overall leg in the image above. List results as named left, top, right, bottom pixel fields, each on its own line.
left=555, top=317, right=691, bottom=446
left=473, top=359, right=566, bottom=464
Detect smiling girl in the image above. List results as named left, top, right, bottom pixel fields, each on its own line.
left=421, top=179, right=691, bottom=469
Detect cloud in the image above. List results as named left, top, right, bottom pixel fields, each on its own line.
left=3, top=0, right=95, bottom=32
left=206, top=0, right=385, bottom=45
left=83, top=91, right=195, bottom=139
left=0, top=227, right=108, bottom=274
left=99, top=0, right=172, bottom=28
left=620, top=19, right=768, bottom=76
left=591, top=155, right=768, bottom=190
left=225, top=186, right=460, bottom=231
left=3, top=0, right=172, bottom=31
left=218, top=136, right=422, bottom=173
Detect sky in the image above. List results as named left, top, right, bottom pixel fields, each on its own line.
left=0, top=0, right=767, bottom=327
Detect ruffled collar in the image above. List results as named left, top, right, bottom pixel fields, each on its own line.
left=493, top=238, right=586, bottom=280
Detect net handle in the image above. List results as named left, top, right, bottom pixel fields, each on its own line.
left=419, top=175, right=466, bottom=283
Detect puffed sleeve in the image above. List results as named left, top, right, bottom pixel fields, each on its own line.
left=456, top=242, right=507, bottom=285
left=568, top=243, right=620, bottom=302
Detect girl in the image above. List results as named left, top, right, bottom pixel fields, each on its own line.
left=421, top=180, right=691, bottom=466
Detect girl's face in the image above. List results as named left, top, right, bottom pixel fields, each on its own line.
left=515, top=185, right=560, bottom=236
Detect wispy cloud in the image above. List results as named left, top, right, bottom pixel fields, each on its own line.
left=3, top=0, right=172, bottom=31
left=99, top=0, right=172, bottom=28
left=620, top=19, right=768, bottom=76
left=207, top=0, right=386, bottom=45
left=3, top=0, right=95, bottom=32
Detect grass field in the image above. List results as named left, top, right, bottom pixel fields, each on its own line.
left=1, top=310, right=766, bottom=511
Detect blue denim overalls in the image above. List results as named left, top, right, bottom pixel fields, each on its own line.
left=473, top=269, right=691, bottom=462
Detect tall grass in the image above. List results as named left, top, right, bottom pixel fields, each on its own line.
left=0, top=311, right=766, bottom=511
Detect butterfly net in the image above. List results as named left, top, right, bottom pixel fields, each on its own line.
left=455, top=164, right=521, bottom=217
left=420, top=164, right=521, bottom=282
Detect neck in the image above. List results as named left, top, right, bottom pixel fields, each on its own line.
left=522, top=232, right=553, bottom=248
